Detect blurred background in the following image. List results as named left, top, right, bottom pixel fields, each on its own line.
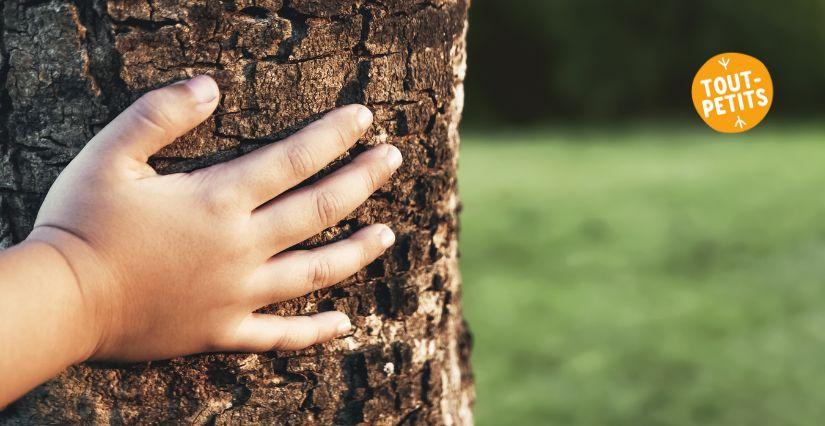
left=458, top=1, right=825, bottom=424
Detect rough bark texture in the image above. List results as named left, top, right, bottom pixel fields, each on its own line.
left=0, top=1, right=472, bottom=424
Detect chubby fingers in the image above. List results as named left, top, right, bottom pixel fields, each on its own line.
left=221, top=224, right=395, bottom=353
left=88, top=75, right=220, bottom=164
left=248, top=224, right=395, bottom=306
left=255, top=144, right=402, bottom=252
left=224, top=311, right=352, bottom=352
left=203, top=105, right=374, bottom=210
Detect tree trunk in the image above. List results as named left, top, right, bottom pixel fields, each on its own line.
left=0, top=1, right=472, bottom=424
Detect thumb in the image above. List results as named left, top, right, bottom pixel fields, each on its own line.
left=87, top=75, right=220, bottom=163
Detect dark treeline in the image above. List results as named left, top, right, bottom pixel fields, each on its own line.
left=464, top=0, right=825, bottom=127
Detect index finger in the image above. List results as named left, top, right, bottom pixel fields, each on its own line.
left=198, top=105, right=373, bottom=211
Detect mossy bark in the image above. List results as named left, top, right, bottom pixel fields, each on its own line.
left=0, top=1, right=472, bottom=424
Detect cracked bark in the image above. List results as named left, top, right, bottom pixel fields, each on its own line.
left=0, top=0, right=473, bottom=424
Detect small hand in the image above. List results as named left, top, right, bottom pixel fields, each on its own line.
left=27, top=75, right=401, bottom=362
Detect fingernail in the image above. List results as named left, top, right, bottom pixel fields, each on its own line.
left=336, top=319, right=352, bottom=335
left=379, top=226, right=396, bottom=248
left=386, top=145, right=402, bottom=169
left=356, top=106, right=373, bottom=130
left=185, top=75, right=219, bottom=103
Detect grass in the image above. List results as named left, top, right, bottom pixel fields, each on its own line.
left=459, top=123, right=825, bottom=425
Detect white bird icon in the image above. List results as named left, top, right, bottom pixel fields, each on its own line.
left=734, top=116, right=746, bottom=129
left=718, top=57, right=731, bottom=71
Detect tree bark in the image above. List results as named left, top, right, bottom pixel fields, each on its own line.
left=0, top=1, right=472, bottom=424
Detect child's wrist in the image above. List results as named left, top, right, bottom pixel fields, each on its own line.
left=24, top=227, right=118, bottom=364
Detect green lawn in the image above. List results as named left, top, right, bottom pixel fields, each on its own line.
left=459, top=124, right=825, bottom=425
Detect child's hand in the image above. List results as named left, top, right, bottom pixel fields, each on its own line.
left=26, top=75, right=401, bottom=362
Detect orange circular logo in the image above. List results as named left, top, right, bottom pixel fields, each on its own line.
left=691, top=53, right=773, bottom=133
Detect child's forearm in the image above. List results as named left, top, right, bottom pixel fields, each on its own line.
left=0, top=238, right=100, bottom=406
